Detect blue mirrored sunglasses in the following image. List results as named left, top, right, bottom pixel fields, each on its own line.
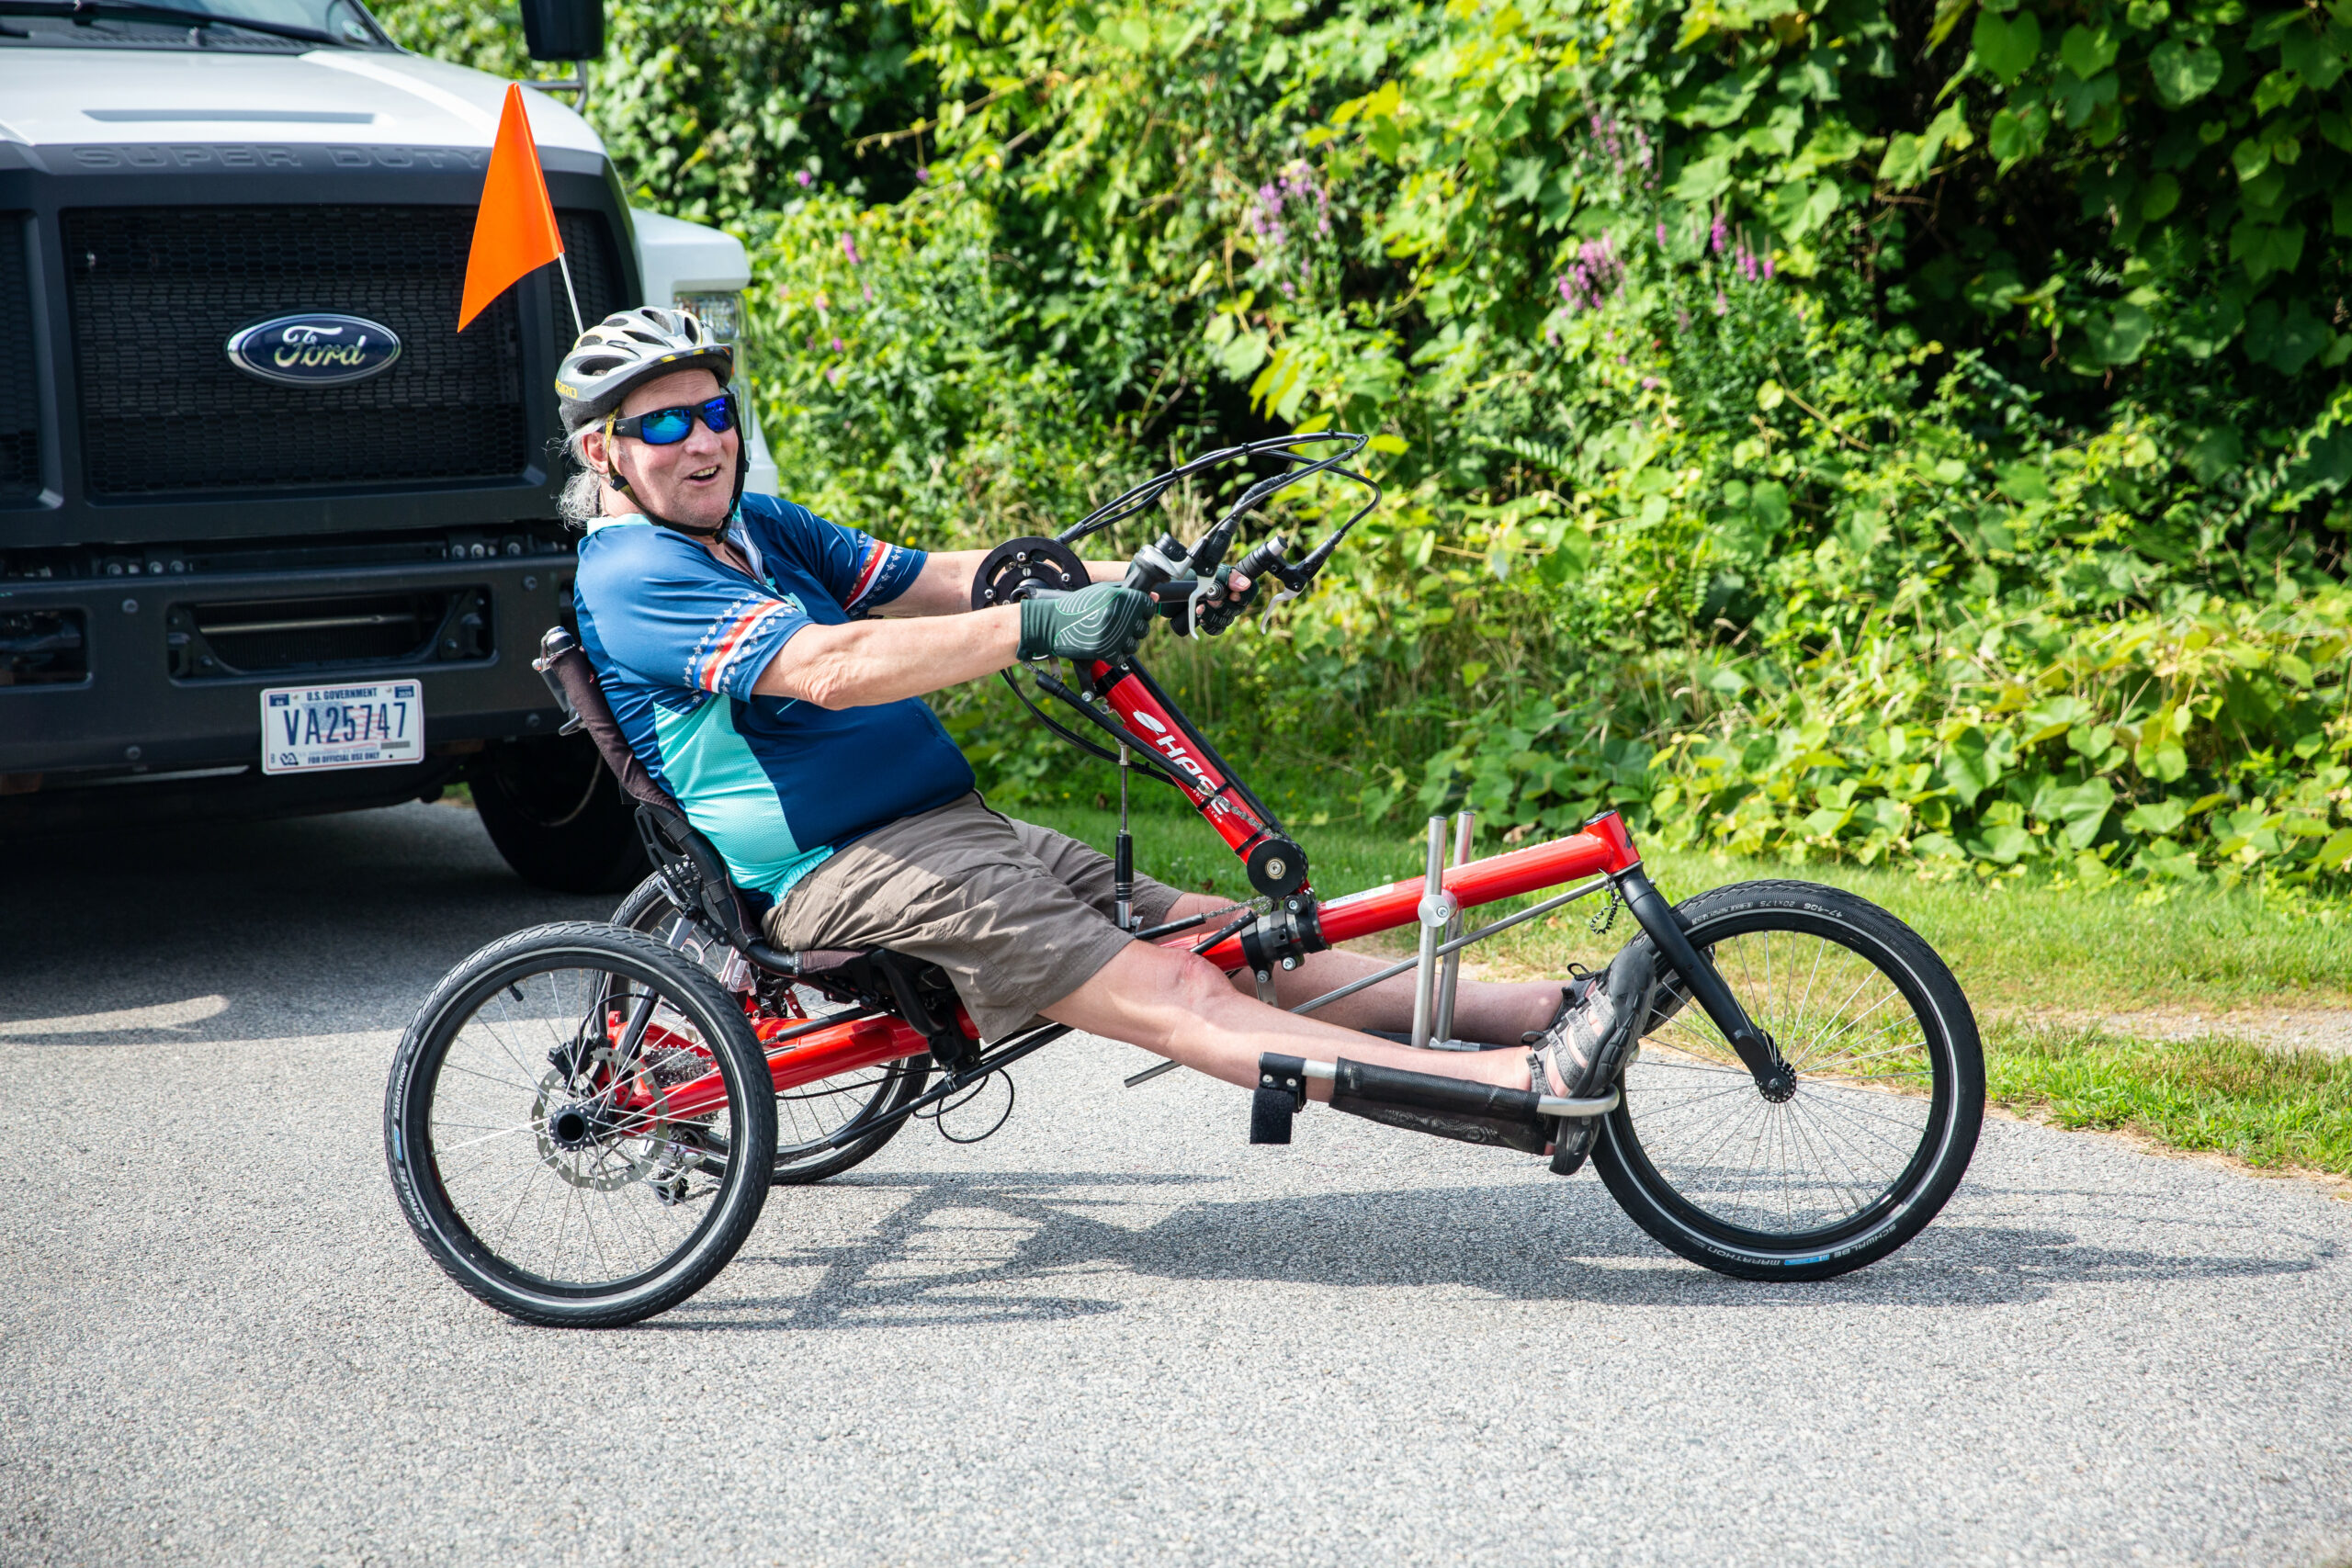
left=609, top=393, right=738, bottom=446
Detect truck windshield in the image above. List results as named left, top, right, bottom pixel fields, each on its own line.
left=0, top=0, right=391, bottom=49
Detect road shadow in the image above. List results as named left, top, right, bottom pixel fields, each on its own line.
left=0, top=802, right=609, bottom=1041
left=646, top=1168, right=2325, bottom=1331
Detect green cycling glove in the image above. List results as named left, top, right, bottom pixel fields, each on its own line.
left=1016, top=581, right=1156, bottom=663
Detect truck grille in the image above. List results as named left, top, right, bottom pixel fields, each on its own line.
left=551, top=210, right=624, bottom=353
left=0, top=215, right=38, bottom=499
left=62, top=206, right=619, bottom=498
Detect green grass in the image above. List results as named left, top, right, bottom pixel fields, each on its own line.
left=1026, top=800, right=2352, bottom=1007
left=1018, top=797, right=2352, bottom=1179
left=1985, top=1023, right=2352, bottom=1177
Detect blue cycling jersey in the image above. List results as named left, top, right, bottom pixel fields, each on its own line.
left=573, top=493, right=978, bottom=900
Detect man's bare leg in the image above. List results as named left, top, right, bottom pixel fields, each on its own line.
left=1044, top=936, right=1539, bottom=1100
left=1157, top=890, right=1565, bottom=1045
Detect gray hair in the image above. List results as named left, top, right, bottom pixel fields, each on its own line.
left=557, top=424, right=606, bottom=528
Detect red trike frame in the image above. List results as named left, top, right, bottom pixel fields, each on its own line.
left=643, top=654, right=1648, bottom=1127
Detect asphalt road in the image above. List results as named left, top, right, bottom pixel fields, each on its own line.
left=3, top=803, right=2348, bottom=1567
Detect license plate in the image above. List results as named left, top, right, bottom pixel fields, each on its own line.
left=258, top=681, right=423, bottom=774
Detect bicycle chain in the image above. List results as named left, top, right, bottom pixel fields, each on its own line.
left=1589, top=882, right=1623, bottom=938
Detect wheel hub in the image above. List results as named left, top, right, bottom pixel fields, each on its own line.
left=1758, top=1062, right=1798, bottom=1103
left=543, top=1100, right=601, bottom=1149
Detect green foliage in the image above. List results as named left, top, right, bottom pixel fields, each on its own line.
left=372, top=0, right=932, bottom=214
left=383, top=0, right=2352, bottom=890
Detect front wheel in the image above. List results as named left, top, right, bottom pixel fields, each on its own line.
left=1592, top=879, right=1984, bottom=1281
left=384, top=921, right=776, bottom=1326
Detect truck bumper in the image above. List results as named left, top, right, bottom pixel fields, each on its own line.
left=0, top=554, right=571, bottom=781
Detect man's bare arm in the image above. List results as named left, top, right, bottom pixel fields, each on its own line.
left=753, top=606, right=1020, bottom=708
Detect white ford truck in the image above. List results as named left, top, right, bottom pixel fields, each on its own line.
left=0, top=0, right=771, bottom=888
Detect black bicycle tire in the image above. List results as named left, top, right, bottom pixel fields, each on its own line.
left=383, top=921, right=777, bottom=1327
left=1589, top=879, right=1984, bottom=1281
left=610, top=874, right=926, bottom=1184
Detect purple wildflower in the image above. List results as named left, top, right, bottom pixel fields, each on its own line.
left=1552, top=231, right=1627, bottom=314
left=830, top=336, right=843, bottom=353
left=1657, top=221, right=1668, bottom=247
left=840, top=232, right=861, bottom=265
left=1710, top=211, right=1727, bottom=254
left=1247, top=162, right=1329, bottom=258
left=796, top=170, right=813, bottom=187
left=1761, top=254, right=1776, bottom=280
left=915, top=166, right=930, bottom=183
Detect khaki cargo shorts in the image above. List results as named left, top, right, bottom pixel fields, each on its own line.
left=763, top=792, right=1184, bottom=1041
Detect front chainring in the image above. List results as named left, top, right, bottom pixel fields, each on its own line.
left=970, top=536, right=1090, bottom=611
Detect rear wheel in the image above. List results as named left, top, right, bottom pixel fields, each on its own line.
left=614, top=873, right=926, bottom=1184
left=384, top=921, right=775, bottom=1326
left=1591, top=880, right=1984, bottom=1281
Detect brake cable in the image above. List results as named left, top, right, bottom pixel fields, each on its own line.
left=997, top=667, right=1186, bottom=786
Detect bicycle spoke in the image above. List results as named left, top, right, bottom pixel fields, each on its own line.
left=1619, top=924, right=1939, bottom=1240
left=422, top=957, right=743, bottom=1289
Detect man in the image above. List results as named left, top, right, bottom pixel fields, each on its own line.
left=560, top=308, right=1651, bottom=1164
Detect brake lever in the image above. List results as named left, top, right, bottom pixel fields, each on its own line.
left=1258, top=587, right=1299, bottom=636
left=1183, top=574, right=1220, bottom=637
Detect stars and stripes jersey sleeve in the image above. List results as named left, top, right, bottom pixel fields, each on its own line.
left=572, top=521, right=812, bottom=702
left=736, top=493, right=925, bottom=617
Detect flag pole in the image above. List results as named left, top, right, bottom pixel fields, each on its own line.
left=556, top=251, right=585, bottom=339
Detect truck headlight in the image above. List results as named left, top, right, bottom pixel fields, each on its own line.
left=674, top=291, right=741, bottom=348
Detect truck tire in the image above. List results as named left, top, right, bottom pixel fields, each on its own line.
left=469, top=733, right=649, bottom=894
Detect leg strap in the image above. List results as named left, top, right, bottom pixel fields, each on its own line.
left=1330, top=1057, right=1551, bottom=1154
left=1250, top=1055, right=1309, bottom=1145
left=1250, top=1053, right=1617, bottom=1154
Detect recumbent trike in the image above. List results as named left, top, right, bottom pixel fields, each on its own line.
left=384, top=434, right=1985, bottom=1327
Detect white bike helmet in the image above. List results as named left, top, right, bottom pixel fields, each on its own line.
left=556, top=305, right=734, bottom=434
left=556, top=306, right=744, bottom=537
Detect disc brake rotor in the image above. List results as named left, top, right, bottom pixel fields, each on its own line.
left=532, top=1030, right=717, bottom=1193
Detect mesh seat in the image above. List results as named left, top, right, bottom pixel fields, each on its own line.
left=531, top=626, right=957, bottom=1010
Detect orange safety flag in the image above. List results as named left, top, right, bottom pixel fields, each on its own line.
left=457, top=84, right=565, bottom=333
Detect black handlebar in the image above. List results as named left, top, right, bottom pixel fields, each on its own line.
left=1083, top=432, right=1377, bottom=638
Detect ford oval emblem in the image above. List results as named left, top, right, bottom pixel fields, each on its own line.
left=224, top=313, right=402, bottom=388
